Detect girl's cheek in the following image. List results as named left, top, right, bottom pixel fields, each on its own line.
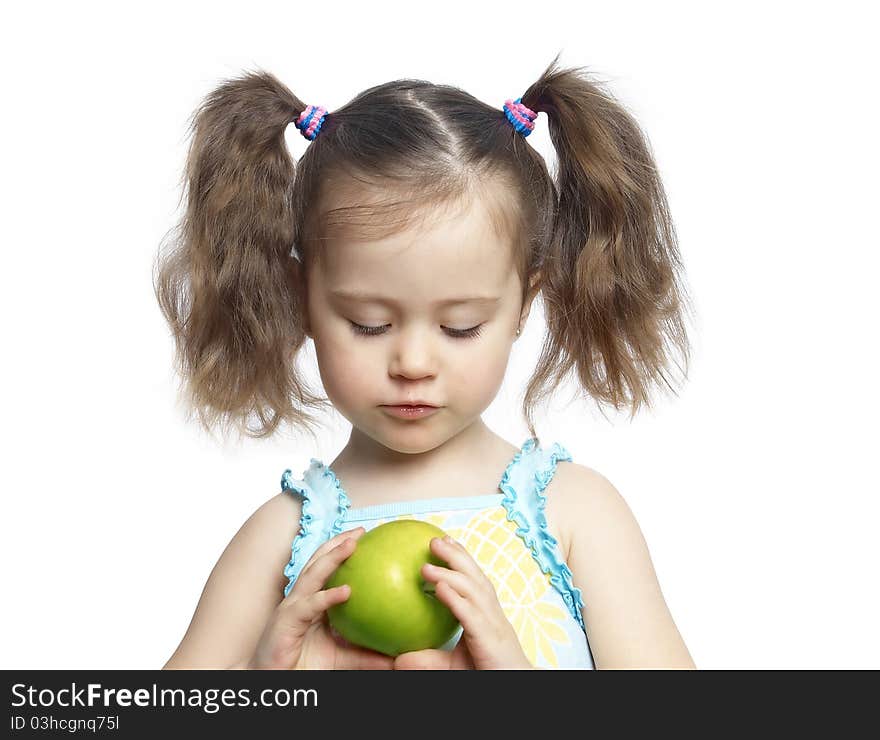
left=316, top=345, right=371, bottom=392
left=449, top=346, right=510, bottom=407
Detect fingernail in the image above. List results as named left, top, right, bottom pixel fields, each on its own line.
left=443, top=535, right=454, bottom=544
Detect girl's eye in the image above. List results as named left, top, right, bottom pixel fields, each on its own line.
left=348, top=321, right=484, bottom=339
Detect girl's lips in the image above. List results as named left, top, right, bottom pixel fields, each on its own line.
left=381, top=405, right=441, bottom=419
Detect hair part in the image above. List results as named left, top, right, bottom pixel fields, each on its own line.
left=155, top=53, right=694, bottom=442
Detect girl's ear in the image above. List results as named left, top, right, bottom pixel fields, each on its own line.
left=302, top=298, right=313, bottom=339
left=518, top=271, right=542, bottom=334
left=292, top=260, right=313, bottom=338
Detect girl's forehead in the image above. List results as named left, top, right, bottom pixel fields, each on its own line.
left=319, top=198, right=517, bottom=284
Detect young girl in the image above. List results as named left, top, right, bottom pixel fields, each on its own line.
left=156, top=54, right=696, bottom=670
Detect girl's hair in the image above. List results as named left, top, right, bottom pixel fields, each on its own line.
left=155, top=53, right=694, bottom=442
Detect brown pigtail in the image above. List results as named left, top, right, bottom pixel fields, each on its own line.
left=520, top=56, right=695, bottom=425
left=154, top=70, right=329, bottom=439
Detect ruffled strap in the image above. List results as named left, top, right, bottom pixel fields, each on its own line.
left=280, top=460, right=352, bottom=598
left=500, top=438, right=587, bottom=632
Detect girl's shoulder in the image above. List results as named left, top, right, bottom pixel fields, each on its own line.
left=543, top=460, right=619, bottom=563
left=547, top=461, right=697, bottom=669
left=250, top=491, right=305, bottom=592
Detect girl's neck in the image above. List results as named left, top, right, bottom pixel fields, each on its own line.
left=326, top=420, right=519, bottom=506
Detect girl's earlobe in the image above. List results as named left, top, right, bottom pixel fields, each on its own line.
left=528, top=271, right=542, bottom=299
left=515, top=272, right=541, bottom=340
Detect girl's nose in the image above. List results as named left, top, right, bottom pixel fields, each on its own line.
left=387, top=328, right=437, bottom=380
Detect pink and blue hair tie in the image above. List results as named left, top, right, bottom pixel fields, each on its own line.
left=503, top=97, right=538, bottom=137
left=295, top=104, right=328, bottom=141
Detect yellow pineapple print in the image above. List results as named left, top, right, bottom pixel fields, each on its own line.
left=387, top=508, right=572, bottom=668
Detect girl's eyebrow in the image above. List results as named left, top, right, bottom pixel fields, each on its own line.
left=329, top=290, right=501, bottom=307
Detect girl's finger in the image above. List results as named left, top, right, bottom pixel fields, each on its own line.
left=394, top=643, right=473, bottom=670
left=284, top=583, right=352, bottom=631
left=335, top=642, right=395, bottom=670
left=297, top=527, right=365, bottom=583
left=393, top=648, right=456, bottom=670
left=422, top=563, right=477, bottom=602
left=429, top=536, right=487, bottom=583
left=433, top=579, right=477, bottom=634
left=288, top=535, right=360, bottom=599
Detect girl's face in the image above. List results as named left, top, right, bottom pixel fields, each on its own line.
left=305, top=195, right=537, bottom=454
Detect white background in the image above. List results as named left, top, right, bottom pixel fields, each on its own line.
left=2, top=1, right=877, bottom=670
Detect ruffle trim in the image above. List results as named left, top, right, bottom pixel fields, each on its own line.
left=280, top=460, right=352, bottom=598
left=500, top=437, right=587, bottom=632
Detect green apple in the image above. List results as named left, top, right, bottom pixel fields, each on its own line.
left=325, top=520, right=460, bottom=657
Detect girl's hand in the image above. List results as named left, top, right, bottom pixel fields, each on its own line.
left=248, top=528, right=394, bottom=670
left=393, top=535, right=533, bottom=670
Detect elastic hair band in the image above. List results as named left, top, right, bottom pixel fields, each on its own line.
left=503, top=97, right=538, bottom=137
left=295, top=104, right=328, bottom=141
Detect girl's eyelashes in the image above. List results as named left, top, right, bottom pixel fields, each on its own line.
left=348, top=321, right=485, bottom=340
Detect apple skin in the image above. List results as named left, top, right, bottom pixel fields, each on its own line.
left=325, top=520, right=461, bottom=657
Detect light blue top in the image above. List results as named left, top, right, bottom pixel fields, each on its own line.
left=280, top=437, right=596, bottom=669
